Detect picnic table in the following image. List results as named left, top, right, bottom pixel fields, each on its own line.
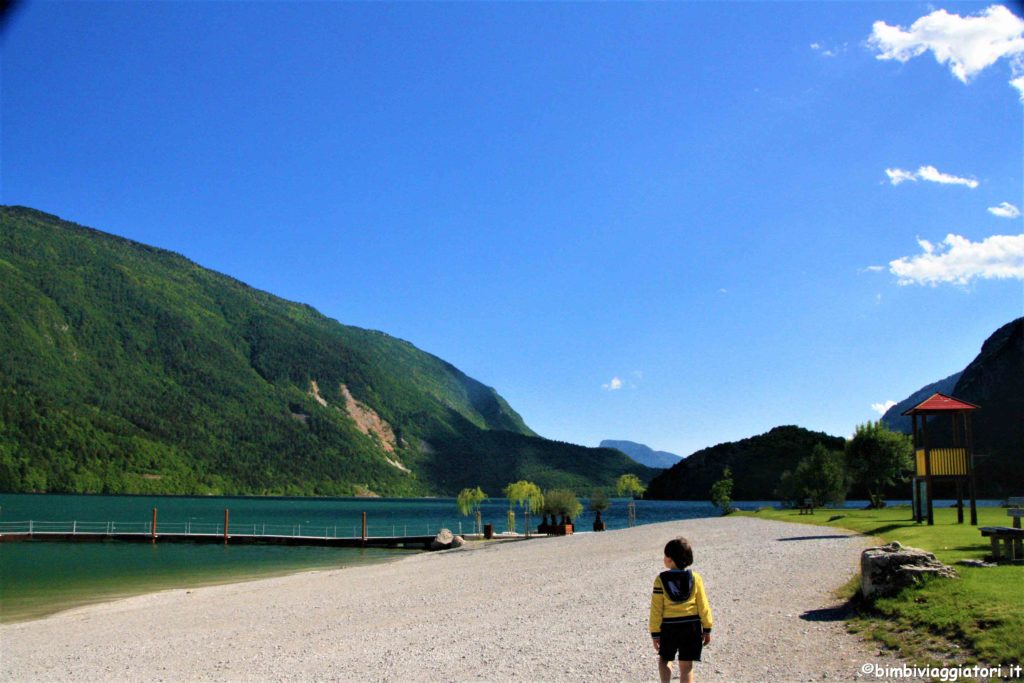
left=979, top=497, right=1024, bottom=563
left=798, top=498, right=814, bottom=515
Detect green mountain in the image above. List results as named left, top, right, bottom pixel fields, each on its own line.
left=0, top=206, right=652, bottom=496
left=645, top=426, right=846, bottom=500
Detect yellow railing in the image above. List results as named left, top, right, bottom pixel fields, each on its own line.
left=915, top=448, right=968, bottom=476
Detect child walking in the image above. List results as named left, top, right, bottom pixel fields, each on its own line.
left=649, top=537, right=713, bottom=683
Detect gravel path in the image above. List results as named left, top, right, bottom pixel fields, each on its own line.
left=1, top=516, right=915, bottom=682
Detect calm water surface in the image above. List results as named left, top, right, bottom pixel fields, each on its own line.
left=0, top=493, right=997, bottom=622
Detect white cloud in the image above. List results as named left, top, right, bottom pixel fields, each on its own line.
left=872, top=400, right=898, bottom=415
left=989, top=201, right=1022, bottom=218
left=917, top=165, right=980, bottom=188
left=884, top=165, right=978, bottom=188
left=602, top=377, right=623, bottom=391
left=869, top=5, right=1024, bottom=92
left=889, top=233, right=1024, bottom=285
left=885, top=168, right=918, bottom=185
left=863, top=265, right=886, bottom=272
left=1012, top=73, right=1024, bottom=100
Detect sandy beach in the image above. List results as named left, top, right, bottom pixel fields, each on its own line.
left=1, top=516, right=915, bottom=682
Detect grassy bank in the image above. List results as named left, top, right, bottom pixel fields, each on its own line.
left=743, top=506, right=1023, bottom=667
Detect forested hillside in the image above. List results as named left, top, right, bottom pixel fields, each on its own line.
left=645, top=426, right=846, bottom=500
left=0, top=207, right=652, bottom=496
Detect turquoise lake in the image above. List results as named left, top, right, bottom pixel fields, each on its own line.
left=0, top=493, right=997, bottom=622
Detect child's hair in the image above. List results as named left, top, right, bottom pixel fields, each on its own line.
left=664, top=537, right=694, bottom=568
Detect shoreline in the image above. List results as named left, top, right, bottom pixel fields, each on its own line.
left=0, top=516, right=919, bottom=682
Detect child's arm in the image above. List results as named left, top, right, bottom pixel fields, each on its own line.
left=649, top=576, right=664, bottom=652
left=694, top=572, right=713, bottom=645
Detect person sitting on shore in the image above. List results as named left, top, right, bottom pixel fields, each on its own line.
left=649, top=537, right=713, bottom=683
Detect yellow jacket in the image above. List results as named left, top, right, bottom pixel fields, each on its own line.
left=649, top=569, right=713, bottom=637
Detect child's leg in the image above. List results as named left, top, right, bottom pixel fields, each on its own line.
left=657, top=657, right=673, bottom=683
left=677, top=660, right=694, bottom=683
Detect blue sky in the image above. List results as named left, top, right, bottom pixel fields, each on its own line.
left=2, top=2, right=1022, bottom=457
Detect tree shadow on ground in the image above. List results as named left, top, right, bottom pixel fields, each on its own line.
left=861, top=523, right=916, bottom=536
left=776, top=534, right=855, bottom=542
left=799, top=604, right=854, bottom=622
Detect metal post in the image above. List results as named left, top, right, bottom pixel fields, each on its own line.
left=966, top=413, right=978, bottom=526
left=152, top=508, right=158, bottom=542
left=923, top=415, right=934, bottom=526
left=224, top=508, right=230, bottom=544
left=956, top=480, right=964, bottom=524
left=361, top=512, right=367, bottom=542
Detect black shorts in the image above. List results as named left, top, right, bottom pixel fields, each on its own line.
left=658, top=621, right=704, bottom=662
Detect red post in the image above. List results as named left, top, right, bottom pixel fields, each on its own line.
left=224, top=508, right=229, bottom=544
left=152, top=508, right=157, bottom=542
left=361, top=512, right=367, bottom=541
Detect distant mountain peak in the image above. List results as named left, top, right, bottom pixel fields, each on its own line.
left=600, top=440, right=683, bottom=469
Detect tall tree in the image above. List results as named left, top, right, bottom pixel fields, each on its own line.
left=845, top=421, right=912, bottom=509
left=776, top=444, right=849, bottom=507
left=709, top=466, right=734, bottom=515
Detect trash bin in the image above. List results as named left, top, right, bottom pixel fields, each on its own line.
left=484, top=523, right=494, bottom=539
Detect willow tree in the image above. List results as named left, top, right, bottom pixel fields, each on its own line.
left=616, top=473, right=646, bottom=527
left=456, top=486, right=488, bottom=535
left=504, top=480, right=544, bottom=537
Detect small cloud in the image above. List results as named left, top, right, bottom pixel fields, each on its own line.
left=811, top=41, right=846, bottom=57
left=630, top=370, right=644, bottom=380
left=602, top=377, right=623, bottom=391
left=871, top=400, right=898, bottom=416
left=885, top=165, right=978, bottom=188
left=863, top=265, right=885, bottom=272
left=989, top=201, right=1022, bottom=218
left=889, top=233, right=1024, bottom=285
left=868, top=5, right=1024, bottom=98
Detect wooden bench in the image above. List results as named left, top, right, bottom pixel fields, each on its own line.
left=798, top=499, right=814, bottom=515
left=979, top=497, right=1024, bottom=563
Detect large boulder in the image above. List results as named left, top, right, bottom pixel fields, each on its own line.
left=861, top=541, right=958, bottom=599
left=429, top=528, right=464, bottom=550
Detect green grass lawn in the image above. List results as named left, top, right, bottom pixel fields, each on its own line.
left=743, top=505, right=1023, bottom=667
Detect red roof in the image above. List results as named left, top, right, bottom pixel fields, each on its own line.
left=902, top=392, right=980, bottom=415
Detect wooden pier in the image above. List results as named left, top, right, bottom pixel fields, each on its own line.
left=0, top=509, right=445, bottom=550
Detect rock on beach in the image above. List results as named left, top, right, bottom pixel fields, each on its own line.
left=1, top=517, right=919, bottom=682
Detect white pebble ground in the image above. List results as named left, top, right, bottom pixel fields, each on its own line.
left=1, top=516, right=919, bottom=682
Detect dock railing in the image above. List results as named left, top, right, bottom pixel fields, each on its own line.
left=0, top=520, right=453, bottom=539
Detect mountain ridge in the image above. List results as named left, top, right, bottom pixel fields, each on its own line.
left=0, top=206, right=652, bottom=496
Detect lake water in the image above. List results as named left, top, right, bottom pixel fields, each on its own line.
left=0, top=493, right=998, bottom=622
